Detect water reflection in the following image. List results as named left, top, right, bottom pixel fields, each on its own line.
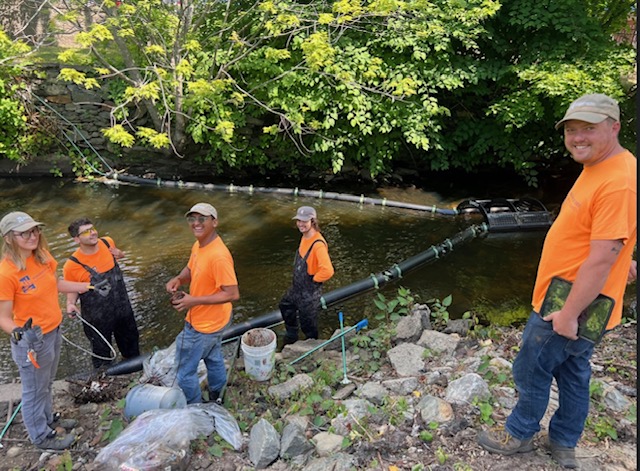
left=0, top=177, right=584, bottom=383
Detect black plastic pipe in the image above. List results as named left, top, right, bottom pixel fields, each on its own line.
left=221, top=223, right=488, bottom=341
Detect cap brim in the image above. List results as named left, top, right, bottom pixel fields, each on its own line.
left=555, top=112, right=608, bottom=130
left=10, top=221, right=43, bottom=234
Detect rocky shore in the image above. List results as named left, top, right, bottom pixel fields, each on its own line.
left=0, top=303, right=636, bottom=470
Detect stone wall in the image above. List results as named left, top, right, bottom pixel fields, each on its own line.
left=33, top=64, right=119, bottom=157
left=0, top=64, right=167, bottom=178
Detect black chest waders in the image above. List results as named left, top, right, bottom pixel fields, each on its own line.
left=70, top=239, right=140, bottom=368
left=279, top=239, right=325, bottom=342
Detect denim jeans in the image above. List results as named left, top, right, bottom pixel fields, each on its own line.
left=11, top=327, right=61, bottom=444
left=174, top=323, right=226, bottom=404
left=506, top=312, right=595, bottom=447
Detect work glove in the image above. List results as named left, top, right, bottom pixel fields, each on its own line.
left=22, top=318, right=43, bottom=345
left=10, top=318, right=43, bottom=344
left=10, top=326, right=24, bottom=343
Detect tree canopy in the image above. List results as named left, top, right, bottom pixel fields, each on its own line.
left=5, top=0, right=637, bottom=185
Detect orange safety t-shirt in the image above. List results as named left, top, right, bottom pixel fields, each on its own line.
left=186, top=236, right=238, bottom=334
left=62, top=237, right=117, bottom=282
left=532, top=151, right=637, bottom=329
left=0, top=252, right=62, bottom=334
left=298, top=232, right=334, bottom=283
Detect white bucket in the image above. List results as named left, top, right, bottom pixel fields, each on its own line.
left=241, top=328, right=277, bottom=381
left=124, top=384, right=187, bottom=419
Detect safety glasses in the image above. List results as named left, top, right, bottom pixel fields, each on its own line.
left=78, top=227, right=97, bottom=237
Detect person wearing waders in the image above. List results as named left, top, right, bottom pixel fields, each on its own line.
left=63, top=218, right=140, bottom=370
left=279, top=206, right=334, bottom=346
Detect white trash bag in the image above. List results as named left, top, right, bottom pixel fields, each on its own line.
left=94, top=404, right=243, bottom=470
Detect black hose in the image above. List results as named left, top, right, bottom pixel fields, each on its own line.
left=221, top=223, right=488, bottom=341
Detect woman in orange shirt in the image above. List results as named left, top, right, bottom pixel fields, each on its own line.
left=0, top=211, right=90, bottom=451
left=279, top=206, right=334, bottom=345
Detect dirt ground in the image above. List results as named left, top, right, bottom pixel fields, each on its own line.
left=0, top=322, right=636, bottom=471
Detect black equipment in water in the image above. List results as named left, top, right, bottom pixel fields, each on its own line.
left=456, top=198, right=553, bottom=233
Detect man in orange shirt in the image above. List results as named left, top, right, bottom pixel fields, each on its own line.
left=279, top=206, right=335, bottom=345
left=63, top=218, right=140, bottom=370
left=478, top=94, right=636, bottom=468
left=166, top=203, right=240, bottom=404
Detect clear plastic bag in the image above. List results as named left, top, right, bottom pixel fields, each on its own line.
left=140, top=341, right=207, bottom=387
left=187, top=402, right=243, bottom=451
left=94, top=404, right=243, bottom=470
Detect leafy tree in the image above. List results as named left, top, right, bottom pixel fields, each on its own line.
left=26, top=0, right=637, bottom=183
left=0, top=28, right=36, bottom=161
left=432, top=0, right=636, bottom=186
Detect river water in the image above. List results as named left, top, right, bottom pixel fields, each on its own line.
left=0, top=176, right=632, bottom=383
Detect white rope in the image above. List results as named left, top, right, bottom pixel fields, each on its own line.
left=61, top=312, right=117, bottom=362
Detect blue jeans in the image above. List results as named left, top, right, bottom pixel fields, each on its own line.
left=11, top=327, right=61, bottom=444
left=506, top=312, right=595, bottom=447
left=174, top=323, right=226, bottom=404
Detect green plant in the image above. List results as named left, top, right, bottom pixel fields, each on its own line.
left=453, top=463, right=473, bottom=471
left=625, top=403, right=636, bottom=423
left=372, top=286, right=415, bottom=323
left=435, top=446, right=448, bottom=465
left=426, top=294, right=452, bottom=329
left=586, top=415, right=619, bottom=441
left=477, top=400, right=495, bottom=426
left=419, top=430, right=434, bottom=442
left=55, top=451, right=73, bottom=471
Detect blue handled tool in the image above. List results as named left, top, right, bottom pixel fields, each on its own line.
left=289, top=319, right=368, bottom=366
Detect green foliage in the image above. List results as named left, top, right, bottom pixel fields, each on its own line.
left=0, top=29, right=45, bottom=162
left=476, top=400, right=495, bottom=426
left=426, top=294, right=452, bottom=330
left=100, top=406, right=125, bottom=443
left=586, top=415, right=619, bottom=441
left=55, top=451, right=73, bottom=471
left=477, top=300, right=531, bottom=327
left=419, top=430, right=434, bottom=442
left=435, top=446, right=448, bottom=465
left=10, top=0, right=635, bottom=181
left=352, top=286, right=417, bottom=374
left=372, top=286, right=415, bottom=323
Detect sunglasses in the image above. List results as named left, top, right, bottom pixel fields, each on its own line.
left=14, top=227, right=41, bottom=240
left=186, top=215, right=212, bottom=224
left=78, top=227, right=97, bottom=237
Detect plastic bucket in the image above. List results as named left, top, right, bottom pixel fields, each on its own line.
left=241, top=328, right=277, bottom=381
left=123, top=384, right=187, bottom=419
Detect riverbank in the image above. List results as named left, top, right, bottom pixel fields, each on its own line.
left=0, top=303, right=636, bottom=470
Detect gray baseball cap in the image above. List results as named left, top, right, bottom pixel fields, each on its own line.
left=293, top=206, right=317, bottom=221
left=0, top=211, right=44, bottom=236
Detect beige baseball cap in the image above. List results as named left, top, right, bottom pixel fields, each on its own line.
left=555, top=93, right=620, bottom=130
left=185, top=203, right=217, bottom=219
left=0, top=211, right=44, bottom=236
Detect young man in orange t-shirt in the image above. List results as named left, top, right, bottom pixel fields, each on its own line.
left=279, top=206, right=335, bottom=345
left=166, top=203, right=240, bottom=404
left=63, top=218, right=140, bottom=369
left=478, top=94, right=637, bottom=469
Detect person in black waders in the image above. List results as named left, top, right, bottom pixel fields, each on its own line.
left=63, top=218, right=140, bottom=370
left=279, top=206, right=334, bottom=346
